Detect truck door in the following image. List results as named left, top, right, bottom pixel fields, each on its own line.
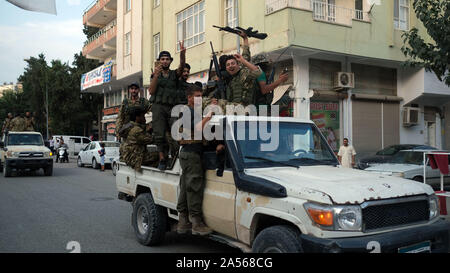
left=202, top=168, right=237, bottom=239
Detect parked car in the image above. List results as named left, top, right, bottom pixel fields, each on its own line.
left=357, top=144, right=437, bottom=169
left=77, top=141, right=120, bottom=169
left=364, top=149, right=450, bottom=187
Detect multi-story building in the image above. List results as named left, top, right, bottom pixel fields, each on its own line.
left=142, top=0, right=450, bottom=156
left=0, top=82, right=23, bottom=98
left=81, top=0, right=144, bottom=141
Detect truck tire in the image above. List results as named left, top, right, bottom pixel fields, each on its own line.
left=252, top=225, right=303, bottom=253
left=3, top=163, right=11, bottom=177
left=132, top=193, right=167, bottom=246
left=44, top=165, right=53, bottom=176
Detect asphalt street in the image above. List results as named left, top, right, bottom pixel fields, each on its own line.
left=0, top=159, right=238, bottom=253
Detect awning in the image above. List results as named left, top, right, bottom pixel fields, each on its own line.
left=351, top=93, right=403, bottom=102
left=407, top=93, right=450, bottom=107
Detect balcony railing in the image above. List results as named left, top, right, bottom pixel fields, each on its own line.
left=266, top=0, right=370, bottom=25
left=84, top=19, right=117, bottom=47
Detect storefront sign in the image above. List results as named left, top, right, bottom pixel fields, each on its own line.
left=103, top=106, right=120, bottom=116
left=81, top=61, right=113, bottom=91
left=310, top=101, right=340, bottom=151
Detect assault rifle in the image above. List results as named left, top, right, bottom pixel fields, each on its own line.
left=209, top=42, right=226, bottom=100
left=213, top=25, right=267, bottom=40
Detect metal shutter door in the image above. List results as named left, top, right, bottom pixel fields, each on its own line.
left=352, top=100, right=382, bottom=158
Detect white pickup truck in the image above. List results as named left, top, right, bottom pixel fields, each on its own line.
left=1, top=131, right=53, bottom=177
left=115, top=116, right=450, bottom=253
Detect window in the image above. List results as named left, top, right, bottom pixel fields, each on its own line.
left=355, top=0, right=363, bottom=20
left=125, top=0, right=131, bottom=13
left=125, top=32, right=131, bottom=56
left=394, top=0, right=409, bottom=30
left=70, top=137, right=81, bottom=144
left=225, top=0, right=238, bottom=28
left=176, top=1, right=205, bottom=51
left=154, top=0, right=160, bottom=8
left=154, top=33, right=160, bottom=60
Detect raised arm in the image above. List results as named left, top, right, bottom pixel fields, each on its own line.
left=176, top=41, right=186, bottom=77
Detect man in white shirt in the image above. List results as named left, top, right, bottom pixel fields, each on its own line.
left=338, top=138, right=356, bottom=168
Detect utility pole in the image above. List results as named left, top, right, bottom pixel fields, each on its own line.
left=236, top=0, right=240, bottom=54
left=46, top=71, right=49, bottom=139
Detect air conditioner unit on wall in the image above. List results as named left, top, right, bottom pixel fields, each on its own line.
left=333, top=72, right=355, bottom=89
left=403, top=107, right=420, bottom=127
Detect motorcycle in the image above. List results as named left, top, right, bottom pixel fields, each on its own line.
left=56, top=147, right=69, bottom=163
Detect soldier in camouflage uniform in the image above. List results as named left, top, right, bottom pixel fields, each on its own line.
left=224, top=53, right=262, bottom=107
left=122, top=107, right=158, bottom=172
left=9, top=113, right=27, bottom=132
left=24, top=111, right=36, bottom=131
left=149, top=41, right=187, bottom=171
left=1, top=112, right=13, bottom=135
left=115, top=82, right=151, bottom=141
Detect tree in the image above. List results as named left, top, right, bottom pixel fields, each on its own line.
left=401, top=0, right=450, bottom=86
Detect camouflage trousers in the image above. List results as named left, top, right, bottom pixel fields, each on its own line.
left=151, top=103, right=180, bottom=157
left=123, top=149, right=159, bottom=172
left=177, top=150, right=205, bottom=217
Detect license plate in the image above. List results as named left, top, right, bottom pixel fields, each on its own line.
left=398, top=241, right=431, bottom=253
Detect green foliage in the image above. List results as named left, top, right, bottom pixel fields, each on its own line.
left=401, top=0, right=450, bottom=86
left=0, top=53, right=102, bottom=138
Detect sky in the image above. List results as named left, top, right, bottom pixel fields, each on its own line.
left=0, top=0, right=92, bottom=84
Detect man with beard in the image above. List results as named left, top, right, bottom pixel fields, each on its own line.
left=149, top=41, right=187, bottom=170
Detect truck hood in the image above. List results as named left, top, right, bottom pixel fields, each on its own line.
left=364, top=164, right=420, bottom=173
left=6, top=145, right=50, bottom=153
left=245, top=166, right=434, bottom=204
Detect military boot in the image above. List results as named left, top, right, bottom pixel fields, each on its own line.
left=191, top=215, right=212, bottom=236
left=177, top=212, right=192, bottom=234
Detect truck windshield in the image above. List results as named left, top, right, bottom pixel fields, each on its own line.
left=7, top=134, right=43, bottom=146
left=233, top=121, right=338, bottom=168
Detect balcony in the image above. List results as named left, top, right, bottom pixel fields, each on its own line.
left=82, top=19, right=117, bottom=60
left=265, top=0, right=370, bottom=26
left=83, top=0, right=117, bottom=27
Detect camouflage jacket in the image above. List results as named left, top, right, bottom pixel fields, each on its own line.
left=115, top=97, right=151, bottom=138
left=9, top=117, right=27, bottom=132
left=24, top=117, right=35, bottom=131
left=226, top=67, right=262, bottom=106
left=122, top=122, right=154, bottom=171
left=1, top=118, right=12, bottom=134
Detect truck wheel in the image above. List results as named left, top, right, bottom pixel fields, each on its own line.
left=92, top=158, right=99, bottom=169
left=132, top=193, right=167, bottom=246
left=3, top=163, right=12, bottom=177
left=413, top=176, right=423, bottom=182
left=252, top=225, right=303, bottom=253
left=44, top=165, right=53, bottom=176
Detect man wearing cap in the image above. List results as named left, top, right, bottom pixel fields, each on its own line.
left=116, top=82, right=151, bottom=141
left=149, top=41, right=187, bottom=170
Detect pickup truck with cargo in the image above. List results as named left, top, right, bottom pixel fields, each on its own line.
left=1, top=131, right=53, bottom=177
left=115, top=116, right=449, bottom=253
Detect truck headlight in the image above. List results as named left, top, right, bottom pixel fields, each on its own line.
left=6, top=151, right=19, bottom=158
left=304, top=203, right=362, bottom=231
left=429, top=195, right=440, bottom=220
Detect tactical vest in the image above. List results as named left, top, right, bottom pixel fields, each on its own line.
left=150, top=70, right=183, bottom=106
left=226, top=69, right=257, bottom=106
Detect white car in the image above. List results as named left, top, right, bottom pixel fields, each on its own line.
left=364, top=149, right=450, bottom=188
left=77, top=141, right=120, bottom=169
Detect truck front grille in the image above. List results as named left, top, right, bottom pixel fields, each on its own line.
left=19, top=152, right=44, bottom=158
left=362, top=196, right=429, bottom=232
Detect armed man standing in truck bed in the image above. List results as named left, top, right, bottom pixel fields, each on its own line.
left=149, top=41, right=188, bottom=171
left=176, top=85, right=216, bottom=236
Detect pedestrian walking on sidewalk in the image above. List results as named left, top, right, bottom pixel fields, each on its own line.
left=99, top=143, right=106, bottom=172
